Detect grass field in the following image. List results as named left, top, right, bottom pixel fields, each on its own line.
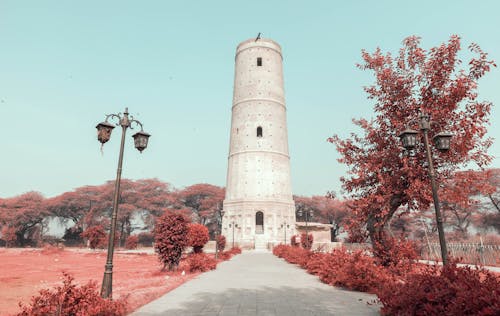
left=0, top=247, right=197, bottom=315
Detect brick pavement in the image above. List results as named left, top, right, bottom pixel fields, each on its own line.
left=131, top=251, right=379, bottom=316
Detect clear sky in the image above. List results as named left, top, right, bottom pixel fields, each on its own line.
left=1, top=1, right=499, bottom=198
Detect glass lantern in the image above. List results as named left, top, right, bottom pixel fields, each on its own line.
left=132, top=131, right=151, bottom=153
left=433, top=132, right=452, bottom=152
left=398, top=129, right=419, bottom=150
left=96, top=121, right=115, bottom=144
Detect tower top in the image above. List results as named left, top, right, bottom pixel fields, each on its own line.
left=236, top=38, right=282, bottom=58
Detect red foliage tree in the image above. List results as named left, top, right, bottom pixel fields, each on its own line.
left=176, top=184, right=225, bottom=235
left=216, top=235, right=226, bottom=252
left=1, top=226, right=17, bottom=247
left=300, top=233, right=313, bottom=250
left=328, top=35, right=495, bottom=250
left=0, top=192, right=49, bottom=246
left=187, top=223, right=209, bottom=253
left=81, top=225, right=107, bottom=249
left=154, top=211, right=189, bottom=271
left=125, top=235, right=139, bottom=249
left=16, top=272, right=127, bottom=316
left=439, top=170, right=495, bottom=237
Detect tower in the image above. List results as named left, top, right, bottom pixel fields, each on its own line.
left=222, top=37, right=296, bottom=249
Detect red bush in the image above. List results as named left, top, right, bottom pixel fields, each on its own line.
left=300, top=233, right=313, bottom=250
left=290, top=235, right=299, bottom=247
left=1, top=226, right=17, bottom=247
left=137, top=232, right=154, bottom=247
left=273, top=244, right=312, bottom=268
left=187, top=223, right=209, bottom=253
left=321, top=248, right=390, bottom=293
left=216, top=235, right=226, bottom=252
left=228, top=246, right=242, bottom=255
left=125, top=235, right=139, bottom=249
left=373, top=236, right=418, bottom=270
left=275, top=245, right=389, bottom=293
left=185, top=253, right=217, bottom=272
left=81, top=225, right=107, bottom=249
left=377, top=261, right=500, bottom=315
left=219, top=246, right=242, bottom=260
left=16, top=272, right=127, bottom=316
left=154, top=212, right=189, bottom=271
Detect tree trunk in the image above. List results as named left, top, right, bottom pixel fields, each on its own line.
left=366, top=195, right=402, bottom=246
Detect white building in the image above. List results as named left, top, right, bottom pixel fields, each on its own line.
left=222, top=37, right=296, bottom=249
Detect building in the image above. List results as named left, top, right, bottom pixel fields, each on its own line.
left=222, top=37, right=296, bottom=249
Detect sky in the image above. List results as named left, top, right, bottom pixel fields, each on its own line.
left=1, top=1, right=499, bottom=199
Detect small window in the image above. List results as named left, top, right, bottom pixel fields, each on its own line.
left=257, top=126, right=263, bottom=137
left=257, top=57, right=262, bottom=66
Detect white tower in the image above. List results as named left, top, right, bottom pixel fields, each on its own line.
left=222, top=38, right=296, bottom=249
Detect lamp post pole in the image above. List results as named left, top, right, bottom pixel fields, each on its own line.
left=95, top=108, right=150, bottom=298
left=281, top=222, right=288, bottom=244
left=421, top=121, right=448, bottom=265
left=399, top=113, right=452, bottom=265
left=230, top=221, right=238, bottom=248
left=214, top=207, right=224, bottom=259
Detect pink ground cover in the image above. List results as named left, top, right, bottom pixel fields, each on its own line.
left=0, top=247, right=198, bottom=315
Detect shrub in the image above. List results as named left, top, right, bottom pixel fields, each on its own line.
left=1, top=226, right=18, bottom=247
left=290, top=235, right=299, bottom=247
left=137, top=232, right=154, bottom=247
left=154, top=212, right=189, bottom=271
left=187, top=223, right=209, bottom=253
left=81, top=225, right=107, bottom=249
left=300, top=233, right=313, bottom=250
left=228, top=246, right=242, bottom=255
left=219, top=247, right=242, bottom=260
left=216, top=235, right=226, bottom=252
left=373, top=236, right=418, bottom=270
left=125, top=235, right=139, bottom=250
left=325, top=249, right=390, bottom=293
left=377, top=261, right=500, bottom=315
left=185, top=253, right=217, bottom=272
left=275, top=245, right=389, bottom=293
left=273, top=244, right=312, bottom=268
left=16, top=272, right=127, bottom=316
left=62, top=226, right=83, bottom=246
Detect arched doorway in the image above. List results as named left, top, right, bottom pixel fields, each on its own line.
left=255, top=211, right=264, bottom=234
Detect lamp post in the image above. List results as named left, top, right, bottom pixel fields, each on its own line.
left=95, top=107, right=150, bottom=298
left=399, top=113, right=452, bottom=265
left=229, top=221, right=239, bottom=248
left=280, top=222, right=290, bottom=244
left=297, top=208, right=313, bottom=235
left=214, top=207, right=225, bottom=259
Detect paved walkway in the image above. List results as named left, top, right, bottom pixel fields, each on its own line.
left=131, top=251, right=379, bottom=316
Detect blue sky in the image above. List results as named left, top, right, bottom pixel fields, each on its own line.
left=1, top=1, right=499, bottom=198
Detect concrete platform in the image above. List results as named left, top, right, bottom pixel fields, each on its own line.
left=131, top=251, right=379, bottom=315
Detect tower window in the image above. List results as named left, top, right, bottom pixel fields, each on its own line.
left=257, top=126, right=263, bottom=137
left=257, top=57, right=262, bottom=66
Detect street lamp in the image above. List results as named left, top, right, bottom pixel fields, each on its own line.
left=399, top=113, right=451, bottom=265
left=280, top=222, right=290, bottom=244
left=214, top=207, right=225, bottom=259
left=228, top=221, right=239, bottom=248
left=297, top=208, right=313, bottom=235
left=96, top=107, right=150, bottom=298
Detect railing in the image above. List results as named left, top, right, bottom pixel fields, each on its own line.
left=421, top=242, right=500, bottom=266
left=310, top=242, right=500, bottom=267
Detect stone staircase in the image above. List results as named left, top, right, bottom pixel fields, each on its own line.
left=254, top=234, right=268, bottom=251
